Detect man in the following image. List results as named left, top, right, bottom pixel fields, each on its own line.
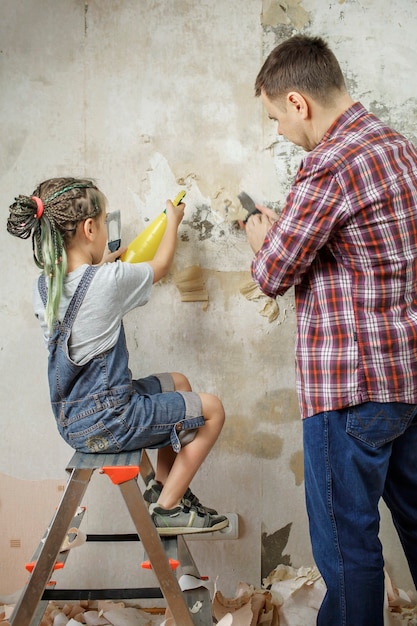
left=245, top=34, right=417, bottom=626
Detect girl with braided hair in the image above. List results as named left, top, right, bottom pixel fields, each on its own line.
left=7, top=177, right=228, bottom=535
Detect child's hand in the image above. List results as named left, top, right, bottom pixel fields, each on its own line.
left=99, top=246, right=127, bottom=265
left=165, top=198, right=185, bottom=227
left=148, top=198, right=186, bottom=282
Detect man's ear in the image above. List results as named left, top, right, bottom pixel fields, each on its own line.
left=287, top=91, right=310, bottom=119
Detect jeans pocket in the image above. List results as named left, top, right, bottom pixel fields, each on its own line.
left=346, top=401, right=415, bottom=448
left=66, top=420, right=121, bottom=453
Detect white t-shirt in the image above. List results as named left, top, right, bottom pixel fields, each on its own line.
left=33, top=261, right=154, bottom=365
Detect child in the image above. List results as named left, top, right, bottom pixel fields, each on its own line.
left=7, top=177, right=228, bottom=535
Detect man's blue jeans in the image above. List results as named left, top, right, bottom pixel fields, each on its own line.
left=303, top=402, right=417, bottom=626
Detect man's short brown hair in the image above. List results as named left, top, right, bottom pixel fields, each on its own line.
left=255, top=35, right=346, bottom=105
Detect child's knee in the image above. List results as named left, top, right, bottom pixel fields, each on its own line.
left=171, top=372, right=192, bottom=392
left=200, top=392, right=225, bottom=425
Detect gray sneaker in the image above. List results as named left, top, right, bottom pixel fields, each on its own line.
left=182, top=487, right=218, bottom=515
left=149, top=501, right=229, bottom=535
left=144, top=479, right=218, bottom=515
left=143, top=479, right=163, bottom=506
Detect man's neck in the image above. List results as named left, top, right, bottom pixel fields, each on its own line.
left=309, top=93, right=355, bottom=149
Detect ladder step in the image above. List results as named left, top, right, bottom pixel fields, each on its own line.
left=142, top=558, right=180, bottom=570
left=66, top=450, right=143, bottom=471
left=41, top=587, right=164, bottom=601
left=25, top=562, right=64, bottom=574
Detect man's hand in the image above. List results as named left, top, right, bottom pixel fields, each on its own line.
left=244, top=204, right=278, bottom=253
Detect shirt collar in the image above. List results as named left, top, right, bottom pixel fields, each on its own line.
left=321, top=101, right=366, bottom=144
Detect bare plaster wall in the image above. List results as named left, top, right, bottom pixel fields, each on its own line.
left=1, top=0, right=416, bottom=599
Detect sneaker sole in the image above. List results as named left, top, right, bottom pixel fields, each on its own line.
left=155, top=517, right=229, bottom=536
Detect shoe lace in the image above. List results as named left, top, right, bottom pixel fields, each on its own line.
left=183, top=488, right=200, bottom=506
left=182, top=497, right=206, bottom=517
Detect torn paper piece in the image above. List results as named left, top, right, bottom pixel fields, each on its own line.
left=60, top=527, right=86, bottom=552
left=97, top=601, right=125, bottom=613
left=174, top=266, right=209, bottom=302
left=215, top=602, right=253, bottom=626
left=178, top=574, right=212, bottom=594
left=103, top=607, right=152, bottom=625
left=213, top=581, right=253, bottom=620
left=213, top=582, right=278, bottom=626
left=240, top=277, right=279, bottom=323
left=0, top=604, right=14, bottom=621
left=1, top=602, right=168, bottom=626
left=384, top=570, right=413, bottom=609
left=52, top=612, right=70, bottom=626
left=264, top=565, right=325, bottom=626
left=83, top=611, right=110, bottom=625
left=250, top=590, right=277, bottom=626
left=63, top=604, right=87, bottom=620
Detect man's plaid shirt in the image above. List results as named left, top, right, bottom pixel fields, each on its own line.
left=252, top=102, right=417, bottom=418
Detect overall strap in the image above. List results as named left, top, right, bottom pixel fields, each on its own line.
left=38, top=274, right=47, bottom=307
left=38, top=265, right=99, bottom=331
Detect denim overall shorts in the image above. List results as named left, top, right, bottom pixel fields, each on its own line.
left=38, top=266, right=204, bottom=453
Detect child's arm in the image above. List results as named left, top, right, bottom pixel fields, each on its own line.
left=148, top=199, right=185, bottom=283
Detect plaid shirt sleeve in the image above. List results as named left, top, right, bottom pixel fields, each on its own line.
left=251, top=163, right=347, bottom=299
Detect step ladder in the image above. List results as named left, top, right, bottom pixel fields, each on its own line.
left=9, top=449, right=221, bottom=626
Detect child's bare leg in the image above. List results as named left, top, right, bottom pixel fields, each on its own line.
left=157, top=392, right=225, bottom=510
left=154, top=446, right=176, bottom=485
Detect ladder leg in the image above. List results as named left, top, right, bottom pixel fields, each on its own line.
left=10, top=468, right=94, bottom=626
left=177, top=536, right=213, bottom=626
left=139, top=449, right=155, bottom=485
left=118, top=478, right=195, bottom=626
left=177, top=535, right=202, bottom=578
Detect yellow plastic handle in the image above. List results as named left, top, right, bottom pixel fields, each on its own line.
left=120, top=191, right=186, bottom=263
left=172, top=190, right=186, bottom=206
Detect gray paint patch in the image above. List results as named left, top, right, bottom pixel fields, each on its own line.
left=261, top=523, right=292, bottom=580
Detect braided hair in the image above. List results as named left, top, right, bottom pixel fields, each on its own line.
left=7, top=177, right=107, bottom=330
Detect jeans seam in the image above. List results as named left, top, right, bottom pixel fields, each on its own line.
left=324, top=412, right=347, bottom=626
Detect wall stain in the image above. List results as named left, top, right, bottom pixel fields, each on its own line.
left=289, top=449, right=304, bottom=486
left=183, top=203, right=215, bottom=241
left=258, top=388, right=300, bottom=425
left=210, top=269, right=246, bottom=296
left=218, top=414, right=284, bottom=459
left=217, top=389, right=298, bottom=459
left=261, top=523, right=292, bottom=580
left=261, top=0, right=310, bottom=31
left=182, top=203, right=221, bottom=241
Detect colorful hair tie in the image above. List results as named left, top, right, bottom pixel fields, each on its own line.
left=32, top=196, right=44, bottom=219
